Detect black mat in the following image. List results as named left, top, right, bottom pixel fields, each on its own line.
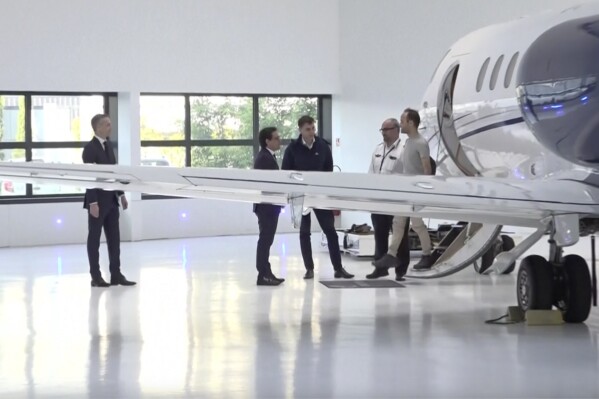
left=320, top=280, right=405, bottom=289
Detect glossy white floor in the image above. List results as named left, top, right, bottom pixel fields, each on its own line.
left=1, top=233, right=598, bottom=399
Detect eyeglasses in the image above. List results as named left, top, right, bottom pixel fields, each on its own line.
left=379, top=127, right=398, bottom=132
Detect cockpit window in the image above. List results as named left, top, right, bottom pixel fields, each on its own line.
left=476, top=58, right=490, bottom=92
left=490, top=55, right=505, bottom=90
left=504, top=52, right=519, bottom=88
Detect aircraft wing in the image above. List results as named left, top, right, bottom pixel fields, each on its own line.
left=0, top=162, right=598, bottom=228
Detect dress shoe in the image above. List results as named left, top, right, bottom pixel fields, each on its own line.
left=334, top=267, right=354, bottom=279
left=91, top=277, right=110, bottom=287
left=304, top=269, right=314, bottom=279
left=268, top=273, right=285, bottom=283
left=257, top=276, right=282, bottom=286
left=110, top=275, right=137, bottom=286
left=372, top=254, right=398, bottom=269
left=366, top=268, right=389, bottom=279
left=395, top=263, right=409, bottom=280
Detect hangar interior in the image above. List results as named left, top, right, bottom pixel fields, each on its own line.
left=1, top=1, right=598, bottom=398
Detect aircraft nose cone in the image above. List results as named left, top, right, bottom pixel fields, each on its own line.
left=516, top=15, right=599, bottom=167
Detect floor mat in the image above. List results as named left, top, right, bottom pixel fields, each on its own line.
left=320, top=280, right=405, bottom=289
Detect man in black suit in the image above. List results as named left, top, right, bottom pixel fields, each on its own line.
left=253, top=127, right=284, bottom=286
left=83, top=114, right=136, bottom=288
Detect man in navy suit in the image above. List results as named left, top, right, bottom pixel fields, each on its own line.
left=83, top=114, right=136, bottom=288
left=253, top=127, right=284, bottom=286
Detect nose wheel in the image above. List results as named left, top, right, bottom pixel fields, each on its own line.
left=517, top=255, right=553, bottom=311
left=556, top=255, right=592, bottom=323
left=516, top=253, right=592, bottom=323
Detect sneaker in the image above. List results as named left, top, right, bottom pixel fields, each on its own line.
left=366, top=268, right=389, bottom=279
left=413, top=255, right=434, bottom=270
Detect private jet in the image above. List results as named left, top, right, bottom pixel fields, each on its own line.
left=1, top=3, right=599, bottom=322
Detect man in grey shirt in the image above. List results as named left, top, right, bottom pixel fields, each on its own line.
left=373, top=108, right=435, bottom=271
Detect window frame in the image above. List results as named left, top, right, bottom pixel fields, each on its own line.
left=0, top=91, right=332, bottom=203
left=0, top=91, right=116, bottom=203
left=489, top=55, right=505, bottom=91
left=476, top=57, right=491, bottom=93
left=140, top=93, right=331, bottom=200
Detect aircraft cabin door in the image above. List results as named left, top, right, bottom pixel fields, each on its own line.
left=437, top=63, right=480, bottom=177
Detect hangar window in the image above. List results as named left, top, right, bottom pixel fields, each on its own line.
left=140, top=94, right=326, bottom=172
left=140, top=94, right=329, bottom=199
left=0, top=92, right=115, bottom=202
left=504, top=52, right=520, bottom=88
left=489, top=55, right=505, bottom=90
left=476, top=57, right=491, bottom=92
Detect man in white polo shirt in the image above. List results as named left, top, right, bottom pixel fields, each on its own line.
left=365, top=118, right=412, bottom=280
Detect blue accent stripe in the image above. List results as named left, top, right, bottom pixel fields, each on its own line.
left=459, top=117, right=524, bottom=140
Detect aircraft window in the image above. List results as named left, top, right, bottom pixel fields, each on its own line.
left=489, top=55, right=505, bottom=90
left=476, top=57, right=490, bottom=92
left=504, top=52, right=519, bottom=88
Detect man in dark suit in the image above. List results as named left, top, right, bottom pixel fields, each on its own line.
left=282, top=115, right=354, bottom=280
left=83, top=114, right=136, bottom=288
left=253, top=127, right=284, bottom=286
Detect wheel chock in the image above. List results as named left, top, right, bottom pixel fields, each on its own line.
left=486, top=306, right=564, bottom=325
left=525, top=310, right=564, bottom=325
left=507, top=306, right=525, bottom=322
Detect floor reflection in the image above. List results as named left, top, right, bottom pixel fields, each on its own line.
left=0, top=234, right=597, bottom=398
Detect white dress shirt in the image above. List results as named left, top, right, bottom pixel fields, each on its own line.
left=95, top=135, right=107, bottom=149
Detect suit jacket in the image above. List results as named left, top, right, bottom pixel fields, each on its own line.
left=82, top=137, right=124, bottom=209
left=253, top=147, right=281, bottom=212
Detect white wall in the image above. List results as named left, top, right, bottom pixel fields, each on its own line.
left=0, top=0, right=339, bottom=94
left=0, top=199, right=300, bottom=248
left=333, top=0, right=592, bottom=226
left=0, top=0, right=339, bottom=247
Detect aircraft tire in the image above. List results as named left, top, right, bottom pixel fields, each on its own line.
left=517, top=255, right=553, bottom=311
left=475, top=238, right=502, bottom=274
left=560, top=255, right=592, bottom=323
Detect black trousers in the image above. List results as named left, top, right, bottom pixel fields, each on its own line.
left=300, top=209, right=342, bottom=271
left=87, top=204, right=121, bottom=279
left=371, top=214, right=411, bottom=275
left=255, top=205, right=280, bottom=277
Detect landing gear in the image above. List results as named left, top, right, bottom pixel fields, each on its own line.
left=515, top=239, right=592, bottom=323
left=474, top=234, right=516, bottom=274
